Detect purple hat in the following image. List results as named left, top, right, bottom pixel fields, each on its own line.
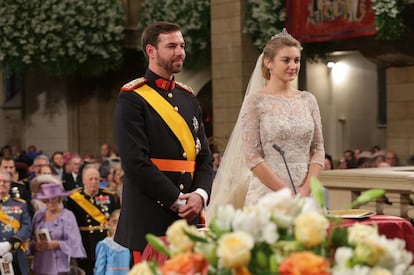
left=33, top=183, right=71, bottom=200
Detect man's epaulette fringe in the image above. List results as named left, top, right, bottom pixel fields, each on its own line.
left=175, top=81, right=194, bottom=94
left=101, top=188, right=116, bottom=196
left=13, top=197, right=26, bottom=203
left=120, top=77, right=147, bottom=92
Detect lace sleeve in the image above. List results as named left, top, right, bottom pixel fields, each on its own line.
left=308, top=93, right=325, bottom=167
left=240, top=94, right=265, bottom=169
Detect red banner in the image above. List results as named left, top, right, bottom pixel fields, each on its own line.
left=286, top=0, right=377, bottom=43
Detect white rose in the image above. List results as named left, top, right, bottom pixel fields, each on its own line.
left=257, top=188, right=303, bottom=228
left=334, top=247, right=353, bottom=266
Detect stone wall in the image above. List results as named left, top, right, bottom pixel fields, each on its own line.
left=386, top=66, right=414, bottom=164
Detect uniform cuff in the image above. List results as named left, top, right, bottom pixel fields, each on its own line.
left=194, top=188, right=208, bottom=208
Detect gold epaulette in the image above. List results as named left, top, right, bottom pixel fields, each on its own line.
left=14, top=181, right=26, bottom=186
left=120, top=77, right=147, bottom=92
left=175, top=81, right=194, bottom=94
left=13, top=197, right=26, bottom=204
left=101, top=188, right=116, bottom=196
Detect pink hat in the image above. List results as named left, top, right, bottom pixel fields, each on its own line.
left=33, top=183, right=71, bottom=200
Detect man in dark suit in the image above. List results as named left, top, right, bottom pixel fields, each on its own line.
left=62, top=154, right=83, bottom=190
left=0, top=157, right=34, bottom=217
left=114, top=21, right=213, bottom=260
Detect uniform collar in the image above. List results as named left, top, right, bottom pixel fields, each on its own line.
left=0, top=195, right=10, bottom=203
left=145, top=70, right=176, bottom=91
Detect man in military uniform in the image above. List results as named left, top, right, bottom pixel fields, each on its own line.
left=0, top=157, right=34, bottom=217
left=65, top=165, right=118, bottom=274
left=114, top=21, right=213, bottom=260
left=0, top=170, right=31, bottom=275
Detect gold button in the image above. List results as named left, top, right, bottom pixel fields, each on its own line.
left=182, top=152, right=187, bottom=158
left=179, top=184, right=184, bottom=191
left=168, top=93, right=173, bottom=98
left=174, top=106, right=179, bottom=112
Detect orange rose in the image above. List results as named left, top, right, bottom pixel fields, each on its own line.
left=160, top=252, right=209, bottom=275
left=279, top=252, right=330, bottom=275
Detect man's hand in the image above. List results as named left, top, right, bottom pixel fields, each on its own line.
left=177, top=192, right=204, bottom=222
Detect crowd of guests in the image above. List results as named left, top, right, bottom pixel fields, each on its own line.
left=0, top=143, right=127, bottom=275
left=325, top=145, right=403, bottom=171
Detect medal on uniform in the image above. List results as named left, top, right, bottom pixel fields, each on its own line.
left=4, top=224, right=12, bottom=232
left=195, top=138, right=201, bottom=155
left=192, top=116, right=199, bottom=133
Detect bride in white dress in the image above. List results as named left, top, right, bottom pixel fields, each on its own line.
left=206, top=29, right=325, bottom=221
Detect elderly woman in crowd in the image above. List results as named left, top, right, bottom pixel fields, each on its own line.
left=30, top=180, right=86, bottom=274
left=30, top=174, right=61, bottom=212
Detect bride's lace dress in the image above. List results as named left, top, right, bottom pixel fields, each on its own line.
left=240, top=91, right=324, bottom=206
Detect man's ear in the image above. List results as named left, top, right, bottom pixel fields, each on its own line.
left=146, top=44, right=156, bottom=59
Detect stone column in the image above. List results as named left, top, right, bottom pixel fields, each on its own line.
left=210, top=0, right=259, bottom=152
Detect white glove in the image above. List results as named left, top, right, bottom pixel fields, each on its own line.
left=0, top=242, right=11, bottom=256
left=2, top=252, right=12, bottom=263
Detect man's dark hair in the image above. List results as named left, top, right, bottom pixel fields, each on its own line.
left=51, top=151, right=64, bottom=161
left=141, top=21, right=181, bottom=60
left=0, top=156, right=14, bottom=164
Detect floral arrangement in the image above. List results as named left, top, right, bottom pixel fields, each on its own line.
left=243, top=0, right=286, bottom=52
left=371, top=0, right=407, bottom=40
left=129, top=178, right=414, bottom=275
left=0, top=0, right=125, bottom=77
left=138, top=0, right=211, bottom=70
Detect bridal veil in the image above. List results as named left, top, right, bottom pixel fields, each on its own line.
left=206, top=53, right=266, bottom=222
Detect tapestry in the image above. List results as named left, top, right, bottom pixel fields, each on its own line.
left=286, top=0, right=377, bottom=43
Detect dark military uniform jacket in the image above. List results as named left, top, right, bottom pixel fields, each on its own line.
left=64, top=188, right=118, bottom=262
left=114, top=69, right=213, bottom=251
left=0, top=195, right=32, bottom=275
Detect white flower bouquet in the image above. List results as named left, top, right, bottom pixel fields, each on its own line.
left=129, top=178, right=414, bottom=275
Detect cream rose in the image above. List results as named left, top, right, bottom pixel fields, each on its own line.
left=294, top=212, right=329, bottom=247
left=348, top=223, right=379, bottom=245
left=217, top=231, right=254, bottom=268
left=128, top=261, right=154, bottom=275
left=370, top=267, right=392, bottom=275
left=166, top=219, right=200, bottom=254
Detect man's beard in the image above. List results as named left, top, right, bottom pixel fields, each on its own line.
left=156, top=54, right=184, bottom=74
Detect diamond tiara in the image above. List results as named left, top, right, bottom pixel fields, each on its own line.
left=271, top=28, right=292, bottom=40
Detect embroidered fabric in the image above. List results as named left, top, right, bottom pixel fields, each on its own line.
left=205, top=54, right=265, bottom=221
left=240, top=91, right=325, bottom=205
left=206, top=53, right=325, bottom=222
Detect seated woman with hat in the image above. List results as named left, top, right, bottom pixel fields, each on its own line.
left=30, top=181, right=86, bottom=274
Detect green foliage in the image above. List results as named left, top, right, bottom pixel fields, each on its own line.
left=310, top=177, right=326, bottom=211
left=138, top=0, right=211, bottom=70
left=350, top=189, right=385, bottom=208
left=0, top=0, right=125, bottom=77
left=371, top=0, right=407, bottom=40
left=146, top=234, right=170, bottom=257
left=243, top=0, right=286, bottom=51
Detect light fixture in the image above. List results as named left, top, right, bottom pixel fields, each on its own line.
left=327, top=61, right=335, bottom=68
